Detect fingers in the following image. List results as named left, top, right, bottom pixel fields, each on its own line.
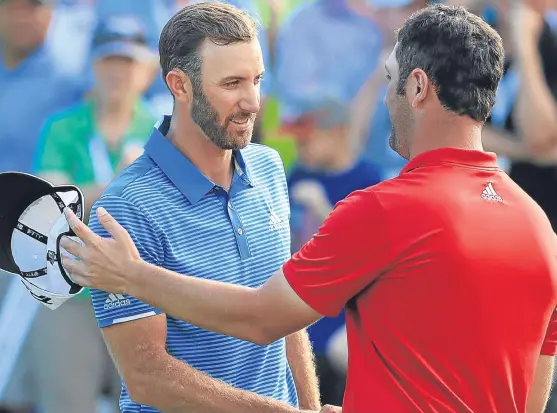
left=60, top=255, right=90, bottom=287
left=64, top=207, right=101, bottom=247
left=59, top=236, right=85, bottom=260
left=97, top=207, right=129, bottom=241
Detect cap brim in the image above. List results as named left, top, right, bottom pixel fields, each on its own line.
left=92, top=41, right=155, bottom=62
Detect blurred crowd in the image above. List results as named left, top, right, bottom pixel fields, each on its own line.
left=0, top=0, right=557, bottom=412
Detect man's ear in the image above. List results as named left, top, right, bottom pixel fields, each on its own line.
left=166, top=70, right=193, bottom=104
left=407, top=68, right=429, bottom=108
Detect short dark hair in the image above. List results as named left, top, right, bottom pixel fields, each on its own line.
left=396, top=4, right=504, bottom=122
left=159, top=2, right=258, bottom=93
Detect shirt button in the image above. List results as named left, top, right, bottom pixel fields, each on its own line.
left=237, top=228, right=243, bottom=235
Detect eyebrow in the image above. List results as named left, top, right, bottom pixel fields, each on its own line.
left=220, top=71, right=265, bottom=83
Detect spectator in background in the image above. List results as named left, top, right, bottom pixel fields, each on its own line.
left=354, top=2, right=428, bottom=178
left=0, top=0, right=84, bottom=174
left=285, top=97, right=382, bottom=405
left=23, top=15, right=158, bottom=413
left=0, top=1, right=84, bottom=410
left=93, top=0, right=273, bottom=123
left=35, top=15, right=158, bottom=216
left=483, top=0, right=557, bottom=231
left=274, top=0, right=426, bottom=180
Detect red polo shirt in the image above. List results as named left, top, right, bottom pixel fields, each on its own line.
left=284, top=148, right=557, bottom=413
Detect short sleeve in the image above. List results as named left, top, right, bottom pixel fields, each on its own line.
left=33, top=117, right=71, bottom=176
left=283, top=190, right=391, bottom=317
left=88, top=195, right=164, bottom=328
left=541, top=307, right=557, bottom=355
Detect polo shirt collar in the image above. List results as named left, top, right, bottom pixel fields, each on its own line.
left=400, top=147, right=499, bottom=174
left=144, top=116, right=253, bottom=205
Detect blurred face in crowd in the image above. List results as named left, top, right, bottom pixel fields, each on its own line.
left=295, top=125, right=348, bottom=168
left=186, top=38, right=264, bottom=150
left=384, top=43, right=414, bottom=159
left=94, top=56, right=147, bottom=102
left=0, top=0, right=51, bottom=55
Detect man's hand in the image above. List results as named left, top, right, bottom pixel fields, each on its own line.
left=291, top=180, right=332, bottom=222
left=60, top=207, right=140, bottom=293
left=510, top=1, right=545, bottom=47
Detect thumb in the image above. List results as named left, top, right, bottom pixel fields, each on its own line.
left=97, top=207, right=128, bottom=241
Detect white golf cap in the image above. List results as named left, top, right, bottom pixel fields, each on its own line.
left=0, top=172, right=85, bottom=310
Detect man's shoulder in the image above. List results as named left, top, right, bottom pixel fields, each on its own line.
left=241, top=143, right=286, bottom=181
left=101, top=155, right=163, bottom=204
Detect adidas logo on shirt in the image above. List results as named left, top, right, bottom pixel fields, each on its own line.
left=268, top=210, right=288, bottom=231
left=481, top=183, right=503, bottom=202
left=104, top=293, right=131, bottom=310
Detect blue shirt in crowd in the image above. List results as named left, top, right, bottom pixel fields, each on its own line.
left=0, top=43, right=84, bottom=173
left=274, top=0, right=382, bottom=120
left=89, top=116, right=298, bottom=412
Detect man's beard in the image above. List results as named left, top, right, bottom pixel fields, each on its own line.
left=389, top=123, right=407, bottom=160
left=388, top=99, right=412, bottom=160
left=190, top=87, right=254, bottom=150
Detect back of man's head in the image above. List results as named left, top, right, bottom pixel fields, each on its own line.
left=396, top=4, right=504, bottom=122
left=158, top=2, right=258, bottom=92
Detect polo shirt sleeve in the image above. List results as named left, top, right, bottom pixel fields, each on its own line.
left=88, top=195, right=165, bottom=328
left=33, top=116, right=72, bottom=176
left=283, top=190, right=391, bottom=317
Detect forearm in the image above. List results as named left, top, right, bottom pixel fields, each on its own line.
left=514, top=43, right=557, bottom=151
left=482, top=126, right=527, bottom=160
left=286, top=330, right=321, bottom=410
left=128, top=261, right=266, bottom=344
left=526, top=355, right=555, bottom=413
left=132, top=351, right=304, bottom=413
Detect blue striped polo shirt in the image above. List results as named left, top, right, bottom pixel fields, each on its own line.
left=89, top=116, right=298, bottom=412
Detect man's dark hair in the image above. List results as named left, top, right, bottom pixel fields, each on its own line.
left=396, top=4, right=504, bottom=122
left=159, top=2, right=258, bottom=94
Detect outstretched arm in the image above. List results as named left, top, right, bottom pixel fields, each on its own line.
left=61, top=207, right=323, bottom=345
left=62, top=190, right=389, bottom=347
left=129, top=260, right=322, bottom=345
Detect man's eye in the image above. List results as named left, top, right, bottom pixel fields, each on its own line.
left=255, top=75, right=264, bottom=85
left=386, top=74, right=391, bottom=81
left=225, top=80, right=240, bottom=87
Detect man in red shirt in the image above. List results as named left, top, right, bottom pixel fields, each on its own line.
left=61, top=4, right=557, bottom=413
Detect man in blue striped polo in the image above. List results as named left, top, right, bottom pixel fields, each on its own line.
left=84, top=3, right=320, bottom=412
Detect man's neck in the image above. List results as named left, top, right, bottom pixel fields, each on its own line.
left=1, top=46, right=37, bottom=70
left=409, top=115, right=484, bottom=159
left=95, top=95, right=135, bottom=146
left=167, top=114, right=234, bottom=191
left=96, top=95, right=135, bottom=117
